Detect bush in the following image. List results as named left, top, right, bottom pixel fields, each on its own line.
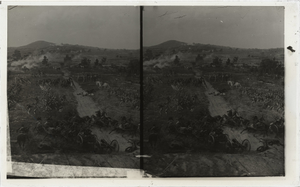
left=259, top=58, right=283, bottom=75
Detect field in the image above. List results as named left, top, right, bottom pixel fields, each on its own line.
left=8, top=71, right=76, bottom=155
left=7, top=41, right=140, bottom=169
left=143, top=40, right=285, bottom=177
left=144, top=73, right=209, bottom=154
left=7, top=40, right=286, bottom=176
left=208, top=71, right=284, bottom=122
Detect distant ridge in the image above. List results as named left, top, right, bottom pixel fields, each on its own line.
left=14, top=40, right=56, bottom=49
left=145, top=40, right=284, bottom=51
left=7, top=40, right=139, bottom=60
left=8, top=40, right=138, bottom=50
left=146, top=40, right=187, bottom=49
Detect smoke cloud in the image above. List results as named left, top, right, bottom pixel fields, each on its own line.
left=143, top=53, right=183, bottom=69
left=10, top=52, right=63, bottom=69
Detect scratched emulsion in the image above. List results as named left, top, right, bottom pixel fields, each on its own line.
left=10, top=162, right=144, bottom=178
left=7, top=112, right=13, bottom=173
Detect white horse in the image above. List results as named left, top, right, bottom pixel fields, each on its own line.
left=102, top=83, right=109, bottom=88
left=234, top=82, right=241, bottom=88
left=227, top=81, right=234, bottom=87
left=96, top=81, right=102, bottom=87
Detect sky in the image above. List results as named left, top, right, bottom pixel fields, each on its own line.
left=143, top=6, right=284, bottom=49
left=8, top=6, right=140, bottom=49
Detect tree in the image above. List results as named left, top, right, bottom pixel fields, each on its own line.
left=195, top=54, right=204, bottom=62
left=94, top=59, right=99, bottom=67
left=174, top=55, right=180, bottom=64
left=212, top=57, right=222, bottom=67
left=80, top=57, right=88, bottom=67
left=259, top=58, right=281, bottom=75
left=42, top=56, right=48, bottom=65
left=13, top=50, right=22, bottom=60
left=226, top=58, right=231, bottom=66
left=194, top=54, right=204, bottom=66
left=64, top=54, right=72, bottom=63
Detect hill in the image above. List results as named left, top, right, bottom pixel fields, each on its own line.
left=7, top=40, right=139, bottom=68
left=17, top=40, right=56, bottom=49
left=143, top=40, right=284, bottom=69
left=145, top=40, right=187, bottom=49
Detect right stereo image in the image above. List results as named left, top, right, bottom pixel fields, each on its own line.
left=142, top=6, right=284, bottom=177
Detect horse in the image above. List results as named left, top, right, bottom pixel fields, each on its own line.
left=234, top=82, right=241, bottom=88
left=102, top=83, right=109, bottom=88
left=227, top=81, right=234, bottom=87
left=96, top=81, right=102, bottom=87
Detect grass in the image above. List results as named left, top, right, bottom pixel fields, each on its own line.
left=76, top=73, right=140, bottom=125
left=143, top=74, right=209, bottom=154
left=8, top=73, right=77, bottom=155
left=209, top=72, right=283, bottom=123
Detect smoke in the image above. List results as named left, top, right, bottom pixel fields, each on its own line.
left=154, top=61, right=170, bottom=68
left=10, top=52, right=63, bottom=69
left=71, top=54, right=83, bottom=61
left=203, top=53, right=214, bottom=60
left=143, top=53, right=183, bottom=69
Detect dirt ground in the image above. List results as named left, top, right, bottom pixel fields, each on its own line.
left=204, top=80, right=233, bottom=117
left=70, top=80, right=133, bottom=152
left=72, top=81, right=101, bottom=117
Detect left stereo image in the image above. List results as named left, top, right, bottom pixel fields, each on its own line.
left=7, top=6, right=141, bottom=177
